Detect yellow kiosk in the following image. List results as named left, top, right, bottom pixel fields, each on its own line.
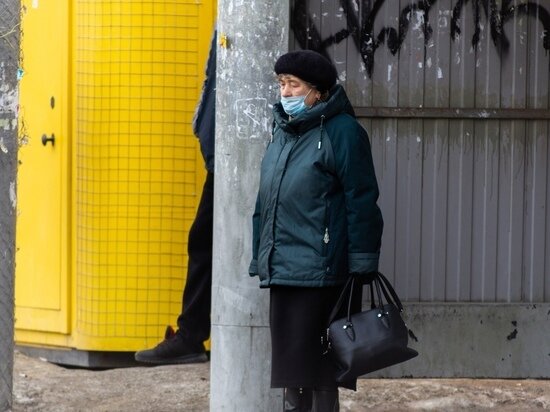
left=16, top=0, right=216, bottom=366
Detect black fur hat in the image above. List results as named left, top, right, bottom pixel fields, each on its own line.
left=274, top=50, right=337, bottom=92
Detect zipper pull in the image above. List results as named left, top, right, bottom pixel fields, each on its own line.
left=318, top=115, right=325, bottom=149
left=323, top=227, right=330, bottom=244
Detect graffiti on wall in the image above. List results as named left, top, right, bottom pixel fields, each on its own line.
left=292, top=0, right=550, bottom=77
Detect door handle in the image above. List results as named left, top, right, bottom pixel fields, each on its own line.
left=41, top=133, right=55, bottom=146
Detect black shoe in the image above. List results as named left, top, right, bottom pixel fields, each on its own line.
left=135, top=326, right=208, bottom=365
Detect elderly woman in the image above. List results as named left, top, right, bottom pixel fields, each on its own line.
left=249, top=50, right=383, bottom=411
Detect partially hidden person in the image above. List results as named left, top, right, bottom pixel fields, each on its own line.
left=135, top=30, right=217, bottom=365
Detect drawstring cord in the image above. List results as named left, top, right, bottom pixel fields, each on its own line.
left=318, top=115, right=325, bottom=149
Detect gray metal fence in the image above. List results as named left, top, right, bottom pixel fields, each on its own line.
left=291, top=0, right=550, bottom=303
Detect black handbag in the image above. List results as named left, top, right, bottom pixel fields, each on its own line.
left=325, top=272, right=418, bottom=382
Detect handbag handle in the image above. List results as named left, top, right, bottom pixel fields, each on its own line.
left=327, top=273, right=384, bottom=327
left=376, top=272, right=404, bottom=312
left=327, top=276, right=353, bottom=327
left=326, top=272, right=404, bottom=328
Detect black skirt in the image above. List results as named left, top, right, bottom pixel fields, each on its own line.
left=269, top=283, right=362, bottom=390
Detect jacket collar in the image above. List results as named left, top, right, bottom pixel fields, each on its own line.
left=273, top=85, right=355, bottom=134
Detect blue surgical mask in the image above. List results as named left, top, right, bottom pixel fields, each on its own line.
left=280, top=89, right=312, bottom=117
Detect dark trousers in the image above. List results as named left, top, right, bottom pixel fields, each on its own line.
left=176, top=171, right=214, bottom=345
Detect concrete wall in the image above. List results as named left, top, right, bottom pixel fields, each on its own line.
left=372, top=303, right=550, bottom=378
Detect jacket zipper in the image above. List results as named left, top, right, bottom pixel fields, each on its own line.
left=322, top=198, right=330, bottom=256
left=318, top=115, right=325, bottom=149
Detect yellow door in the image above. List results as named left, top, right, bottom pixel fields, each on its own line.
left=16, top=0, right=70, bottom=334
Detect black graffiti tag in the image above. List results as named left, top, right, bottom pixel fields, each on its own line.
left=291, top=0, right=550, bottom=78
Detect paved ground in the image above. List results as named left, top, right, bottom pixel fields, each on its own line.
left=9, top=351, right=550, bottom=411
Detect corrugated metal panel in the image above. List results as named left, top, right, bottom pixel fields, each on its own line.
left=290, top=0, right=550, bottom=303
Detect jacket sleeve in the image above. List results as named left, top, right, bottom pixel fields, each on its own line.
left=248, top=193, right=261, bottom=276
left=192, top=29, right=217, bottom=172
left=330, top=116, right=383, bottom=275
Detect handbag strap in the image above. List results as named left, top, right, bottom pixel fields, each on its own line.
left=376, top=271, right=404, bottom=312
left=326, top=272, right=405, bottom=328
left=369, top=279, right=376, bottom=309
left=327, top=276, right=355, bottom=327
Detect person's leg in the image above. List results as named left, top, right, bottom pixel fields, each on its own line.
left=312, top=387, right=339, bottom=412
left=135, top=172, right=213, bottom=364
left=284, top=388, right=313, bottom=412
left=176, top=171, right=214, bottom=344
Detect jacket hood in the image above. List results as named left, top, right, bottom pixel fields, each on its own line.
left=273, top=84, right=355, bottom=134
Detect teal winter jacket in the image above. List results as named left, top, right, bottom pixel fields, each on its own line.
left=249, top=85, right=383, bottom=288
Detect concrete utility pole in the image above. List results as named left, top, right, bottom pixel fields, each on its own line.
left=211, top=1, right=289, bottom=410
left=0, top=1, right=20, bottom=410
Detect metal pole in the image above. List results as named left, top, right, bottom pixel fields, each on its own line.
left=211, top=1, right=289, bottom=410
left=0, top=1, right=20, bottom=410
